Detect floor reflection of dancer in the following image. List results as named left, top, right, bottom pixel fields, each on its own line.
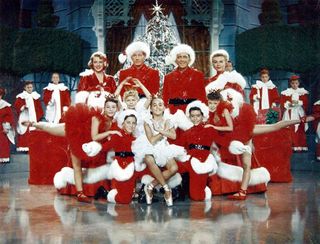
left=25, top=97, right=120, bottom=203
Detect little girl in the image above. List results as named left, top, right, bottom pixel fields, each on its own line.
left=132, top=97, right=188, bottom=206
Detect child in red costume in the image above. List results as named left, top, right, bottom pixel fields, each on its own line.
left=76, top=52, right=117, bottom=109
left=280, top=75, right=309, bottom=152
left=312, top=100, right=320, bottom=161
left=0, top=88, right=15, bottom=163
left=43, top=72, right=71, bottom=123
left=162, top=44, right=206, bottom=131
left=249, top=68, right=280, bottom=120
left=15, top=81, right=43, bottom=152
left=118, top=41, right=160, bottom=97
left=83, top=110, right=138, bottom=204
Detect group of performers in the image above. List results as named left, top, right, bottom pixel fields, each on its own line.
left=0, top=41, right=319, bottom=206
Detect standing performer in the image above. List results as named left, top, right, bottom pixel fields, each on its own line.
left=162, top=44, right=206, bottom=130
left=76, top=52, right=117, bottom=108
left=0, top=88, right=15, bottom=163
left=43, top=72, right=71, bottom=123
left=280, top=75, right=309, bottom=152
left=15, top=81, right=43, bottom=152
left=249, top=68, right=280, bottom=118
left=118, top=41, right=160, bottom=97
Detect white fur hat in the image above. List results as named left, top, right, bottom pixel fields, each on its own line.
left=165, top=44, right=196, bottom=67
left=118, top=41, right=150, bottom=64
left=185, top=100, right=209, bottom=122
left=210, top=49, right=229, bottom=65
left=116, top=109, right=138, bottom=128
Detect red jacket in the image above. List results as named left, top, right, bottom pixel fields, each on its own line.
left=163, top=67, right=206, bottom=113
left=78, top=72, right=117, bottom=93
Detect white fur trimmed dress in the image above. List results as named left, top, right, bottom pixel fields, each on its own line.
left=132, top=118, right=189, bottom=171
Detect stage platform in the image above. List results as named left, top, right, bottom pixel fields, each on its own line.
left=0, top=170, right=319, bottom=243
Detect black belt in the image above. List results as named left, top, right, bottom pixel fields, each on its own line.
left=168, top=98, right=196, bottom=105
left=115, top=151, right=135, bottom=158
left=189, top=144, right=210, bottom=151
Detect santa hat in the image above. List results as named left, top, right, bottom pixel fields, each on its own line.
left=118, top=41, right=150, bottom=64
left=185, top=100, right=209, bottom=122
left=165, top=44, right=195, bottom=67
left=116, top=109, right=138, bottom=128
left=290, top=75, right=300, bottom=81
left=210, top=49, right=230, bottom=65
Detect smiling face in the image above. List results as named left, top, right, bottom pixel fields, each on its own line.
left=92, top=56, right=106, bottom=73
left=207, top=99, right=220, bottom=112
left=189, top=108, right=203, bottom=126
left=212, top=55, right=227, bottom=73
left=124, top=95, right=138, bottom=109
left=151, top=98, right=165, bottom=116
left=176, top=53, right=190, bottom=69
left=131, top=51, right=146, bottom=67
left=122, top=115, right=137, bottom=134
left=104, top=101, right=118, bottom=118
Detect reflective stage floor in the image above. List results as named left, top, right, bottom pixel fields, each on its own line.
left=0, top=171, right=319, bottom=244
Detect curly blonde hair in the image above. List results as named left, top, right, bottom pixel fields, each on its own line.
left=88, top=51, right=108, bottom=69
left=123, top=89, right=139, bottom=101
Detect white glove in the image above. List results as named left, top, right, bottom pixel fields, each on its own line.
left=82, top=141, right=102, bottom=157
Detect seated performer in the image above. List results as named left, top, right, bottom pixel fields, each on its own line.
left=76, top=52, right=117, bottom=108
left=280, top=75, right=309, bottom=152
left=15, top=81, right=43, bottom=152
left=43, top=72, right=71, bottom=123
left=118, top=41, right=160, bottom=97
left=0, top=88, right=15, bottom=163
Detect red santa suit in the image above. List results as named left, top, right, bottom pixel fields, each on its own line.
left=0, top=99, right=15, bottom=162
left=75, top=69, right=117, bottom=109
left=249, top=80, right=280, bottom=117
left=101, top=131, right=136, bottom=204
left=43, top=83, right=71, bottom=123
left=14, top=91, right=43, bottom=152
left=312, top=100, right=320, bottom=160
left=280, top=87, right=309, bottom=151
left=119, top=64, right=160, bottom=97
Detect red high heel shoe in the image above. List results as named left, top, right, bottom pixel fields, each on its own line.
left=227, top=189, right=247, bottom=200
left=77, top=191, right=92, bottom=203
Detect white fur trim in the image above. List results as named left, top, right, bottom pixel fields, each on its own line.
left=227, top=70, right=247, bottom=89
left=107, top=189, right=118, bottom=203
left=220, top=88, right=244, bottom=118
left=281, top=87, right=309, bottom=96
left=16, top=91, right=40, bottom=100
left=82, top=141, right=102, bottom=157
left=16, top=147, right=29, bottom=152
left=169, top=109, right=194, bottom=130
left=217, top=162, right=270, bottom=185
left=190, top=154, right=218, bottom=174
left=314, top=100, right=320, bottom=105
left=125, top=41, right=150, bottom=63
left=210, top=49, right=229, bottom=64
left=229, top=140, right=252, bottom=155
left=0, top=99, right=11, bottom=109
left=0, top=158, right=10, bottom=162
left=141, top=173, right=182, bottom=188
left=116, top=109, right=138, bottom=128
left=79, top=69, right=94, bottom=77
left=141, top=175, right=154, bottom=185
left=53, top=167, right=74, bottom=189
left=167, top=44, right=195, bottom=67
left=62, top=106, right=68, bottom=112
left=44, top=83, right=68, bottom=91
left=75, top=91, right=89, bottom=104
left=185, top=100, right=209, bottom=122
left=118, top=53, right=127, bottom=64
left=205, top=186, right=212, bottom=201
left=110, top=160, right=134, bottom=181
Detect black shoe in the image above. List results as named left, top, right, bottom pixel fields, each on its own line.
left=172, top=185, right=186, bottom=202
left=94, top=186, right=109, bottom=200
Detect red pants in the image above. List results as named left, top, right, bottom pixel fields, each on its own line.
left=290, top=123, right=307, bottom=149
left=178, top=161, right=209, bottom=201
left=112, top=176, right=136, bottom=204
left=16, top=131, right=31, bottom=151
left=0, top=132, right=10, bottom=161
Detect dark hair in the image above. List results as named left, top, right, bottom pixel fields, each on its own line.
left=24, top=80, right=33, bottom=87
left=260, top=68, right=269, bottom=76
left=189, top=107, right=203, bottom=116
left=207, top=90, right=222, bottom=101
left=104, top=96, right=118, bottom=106
left=124, top=114, right=137, bottom=122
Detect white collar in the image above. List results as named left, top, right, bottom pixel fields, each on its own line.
left=16, top=91, right=41, bottom=100
left=255, top=80, right=275, bottom=89
left=44, top=83, right=68, bottom=91
left=281, top=87, right=309, bottom=96
left=0, top=99, right=11, bottom=109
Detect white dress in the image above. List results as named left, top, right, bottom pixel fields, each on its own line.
left=132, top=117, right=189, bottom=170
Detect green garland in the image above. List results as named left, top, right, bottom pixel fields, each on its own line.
left=0, top=27, right=18, bottom=73
left=266, top=108, right=279, bottom=124
left=235, top=25, right=320, bottom=75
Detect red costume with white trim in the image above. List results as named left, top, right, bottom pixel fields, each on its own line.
left=280, top=87, right=309, bottom=151
left=163, top=67, right=206, bottom=114
left=76, top=70, right=117, bottom=108
left=119, top=64, right=160, bottom=97
left=0, top=99, right=14, bottom=162
left=14, top=91, right=43, bottom=152
left=177, top=124, right=222, bottom=201
left=249, top=80, right=280, bottom=120
left=101, top=132, right=136, bottom=204
left=43, top=83, right=71, bottom=123
left=312, top=100, right=320, bottom=160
